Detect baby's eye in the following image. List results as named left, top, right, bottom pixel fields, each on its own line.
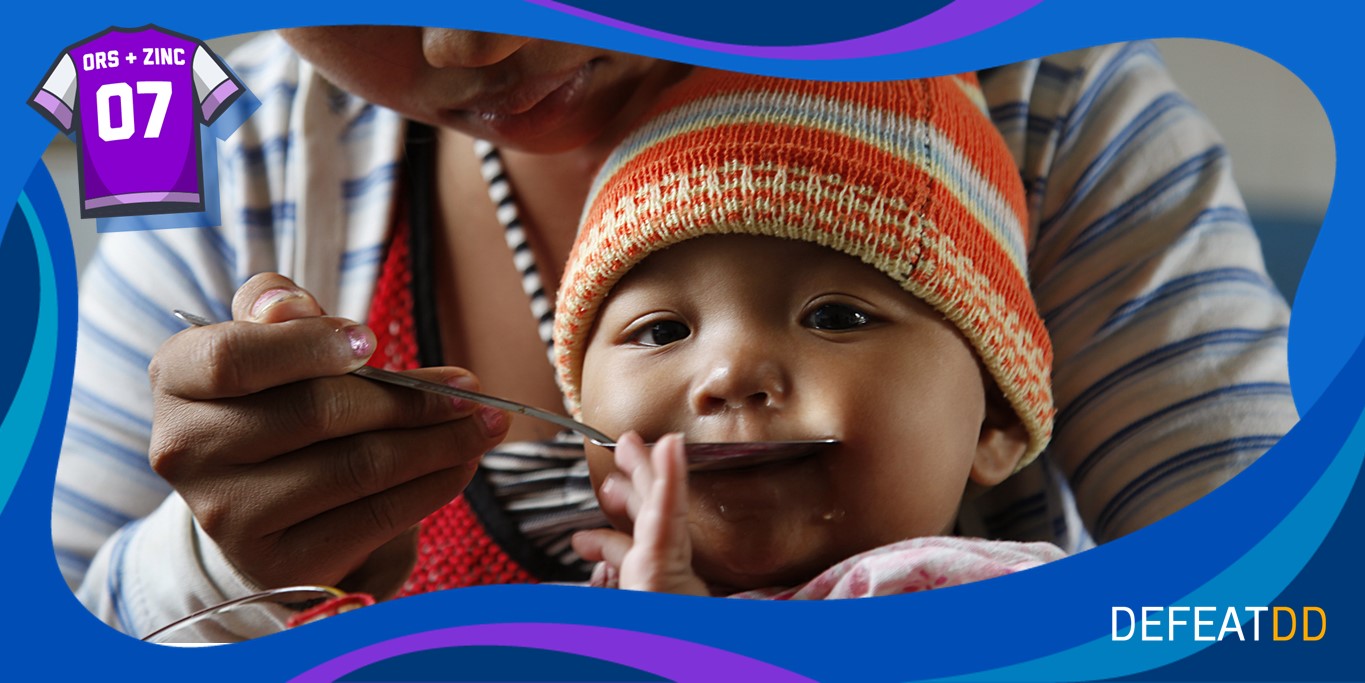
left=804, top=303, right=871, bottom=331
left=632, top=320, right=692, bottom=347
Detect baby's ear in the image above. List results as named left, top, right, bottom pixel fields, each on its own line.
left=970, top=386, right=1029, bottom=487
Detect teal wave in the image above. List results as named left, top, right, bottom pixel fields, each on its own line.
left=0, top=193, right=57, bottom=515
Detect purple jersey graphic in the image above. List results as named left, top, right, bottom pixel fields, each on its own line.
left=29, top=25, right=243, bottom=218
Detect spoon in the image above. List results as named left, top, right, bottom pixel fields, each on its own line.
left=172, top=310, right=838, bottom=471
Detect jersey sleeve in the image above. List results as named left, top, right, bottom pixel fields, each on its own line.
left=30, top=52, right=78, bottom=134
left=191, top=43, right=243, bottom=125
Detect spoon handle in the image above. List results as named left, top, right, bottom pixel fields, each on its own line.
left=171, top=310, right=616, bottom=447
left=351, top=366, right=615, bottom=445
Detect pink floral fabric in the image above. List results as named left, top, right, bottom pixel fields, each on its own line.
left=732, top=537, right=1065, bottom=599
left=590, top=536, right=1065, bottom=599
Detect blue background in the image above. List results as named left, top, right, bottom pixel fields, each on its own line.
left=538, top=0, right=953, bottom=46
left=0, top=1, right=1358, bottom=680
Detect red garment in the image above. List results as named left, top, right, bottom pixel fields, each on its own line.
left=366, top=214, right=537, bottom=596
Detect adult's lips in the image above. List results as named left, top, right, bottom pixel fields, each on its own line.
left=446, top=61, right=597, bottom=140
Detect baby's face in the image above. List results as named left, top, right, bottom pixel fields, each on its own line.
left=579, top=235, right=1026, bottom=592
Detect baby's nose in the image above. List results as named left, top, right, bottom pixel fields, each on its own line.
left=421, top=29, right=531, bottom=69
left=689, top=350, right=788, bottom=416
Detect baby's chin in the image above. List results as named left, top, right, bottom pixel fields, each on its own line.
left=688, top=527, right=843, bottom=594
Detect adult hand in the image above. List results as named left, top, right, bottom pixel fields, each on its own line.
left=148, top=273, right=508, bottom=596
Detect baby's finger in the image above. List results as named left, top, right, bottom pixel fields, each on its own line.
left=572, top=529, right=633, bottom=569
left=633, top=434, right=691, bottom=565
left=654, top=434, right=690, bottom=520
left=615, top=433, right=658, bottom=498
left=572, top=531, right=606, bottom=563
left=612, top=431, right=649, bottom=477
left=598, top=472, right=643, bottom=522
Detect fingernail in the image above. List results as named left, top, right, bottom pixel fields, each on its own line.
left=344, top=325, right=374, bottom=360
left=478, top=406, right=508, bottom=437
left=446, top=374, right=478, bottom=411
left=251, top=288, right=302, bottom=319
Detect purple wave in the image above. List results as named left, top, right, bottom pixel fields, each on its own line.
left=290, top=622, right=816, bottom=682
left=525, top=0, right=1043, bottom=60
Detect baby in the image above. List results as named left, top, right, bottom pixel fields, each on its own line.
left=555, top=69, right=1066, bottom=598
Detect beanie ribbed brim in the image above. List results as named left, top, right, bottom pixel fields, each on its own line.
left=554, top=70, right=1054, bottom=467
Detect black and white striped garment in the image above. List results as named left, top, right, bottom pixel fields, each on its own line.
left=480, top=437, right=601, bottom=572
left=433, top=140, right=604, bottom=577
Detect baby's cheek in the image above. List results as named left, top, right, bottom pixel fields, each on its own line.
left=582, top=442, right=615, bottom=484
left=581, top=383, right=678, bottom=442
left=581, top=400, right=630, bottom=437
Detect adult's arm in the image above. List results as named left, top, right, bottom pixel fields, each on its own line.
left=54, top=32, right=409, bottom=637
left=976, top=41, right=1298, bottom=545
left=57, top=223, right=255, bottom=637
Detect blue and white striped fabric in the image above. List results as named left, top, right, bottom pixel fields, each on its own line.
left=970, top=41, right=1296, bottom=546
left=55, top=34, right=1296, bottom=636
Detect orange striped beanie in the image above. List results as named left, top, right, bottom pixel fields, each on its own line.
left=553, top=69, right=1054, bottom=466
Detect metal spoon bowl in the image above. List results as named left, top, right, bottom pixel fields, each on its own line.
left=173, top=310, right=839, bottom=471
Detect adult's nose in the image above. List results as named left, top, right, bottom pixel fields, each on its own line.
left=688, top=338, right=789, bottom=417
left=421, top=29, right=532, bottom=69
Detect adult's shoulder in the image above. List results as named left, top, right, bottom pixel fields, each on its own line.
left=221, top=32, right=302, bottom=99
left=978, top=41, right=1170, bottom=108
left=217, top=32, right=404, bottom=146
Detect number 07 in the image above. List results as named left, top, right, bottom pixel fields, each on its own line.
left=95, top=80, right=172, bottom=142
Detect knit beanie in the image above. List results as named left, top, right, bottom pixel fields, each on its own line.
left=553, top=69, right=1054, bottom=467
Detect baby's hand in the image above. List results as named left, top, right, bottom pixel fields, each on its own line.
left=573, top=432, right=709, bottom=596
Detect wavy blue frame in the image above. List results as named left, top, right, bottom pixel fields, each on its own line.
left=2, top=1, right=1358, bottom=680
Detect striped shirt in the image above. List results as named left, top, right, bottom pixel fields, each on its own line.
left=56, top=34, right=1296, bottom=637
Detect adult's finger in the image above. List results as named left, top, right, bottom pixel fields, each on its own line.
left=231, top=273, right=326, bottom=322
left=336, top=527, right=421, bottom=599
left=269, top=463, right=484, bottom=587
left=151, top=316, right=376, bottom=399
left=155, top=367, right=501, bottom=468
left=221, top=412, right=506, bottom=532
